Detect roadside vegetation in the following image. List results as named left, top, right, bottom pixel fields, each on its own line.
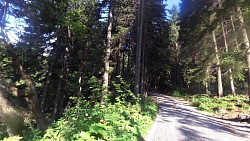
left=1, top=77, right=157, bottom=141
left=172, top=90, right=250, bottom=116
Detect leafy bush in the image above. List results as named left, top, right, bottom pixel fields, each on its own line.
left=21, top=76, right=157, bottom=141
left=172, top=91, right=182, bottom=97
left=1, top=136, right=22, bottom=141
left=190, top=94, right=250, bottom=113
left=109, top=76, right=139, bottom=104
left=39, top=99, right=156, bottom=141
left=191, top=95, right=212, bottom=111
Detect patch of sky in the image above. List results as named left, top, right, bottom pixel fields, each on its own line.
left=165, top=0, right=181, bottom=20
left=166, top=0, right=181, bottom=11
left=5, top=14, right=26, bottom=44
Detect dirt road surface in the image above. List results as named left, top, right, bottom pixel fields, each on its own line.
left=145, top=93, right=250, bottom=141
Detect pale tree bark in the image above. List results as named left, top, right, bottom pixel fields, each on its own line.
left=237, top=7, right=250, bottom=101
left=212, top=31, right=223, bottom=97
left=134, top=0, right=144, bottom=95
left=205, top=63, right=211, bottom=94
left=78, top=42, right=85, bottom=95
left=102, top=0, right=113, bottom=103
left=230, top=15, right=239, bottom=51
left=222, top=22, right=236, bottom=95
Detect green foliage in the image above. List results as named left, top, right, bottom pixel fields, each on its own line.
left=1, top=136, right=22, bottom=141
left=0, top=123, right=8, bottom=140
left=109, top=76, right=139, bottom=104
left=0, top=48, right=14, bottom=81
left=169, top=5, right=180, bottom=45
left=172, top=90, right=182, bottom=97
left=221, top=51, right=246, bottom=81
left=191, top=94, right=250, bottom=113
left=39, top=100, right=156, bottom=141
left=22, top=76, right=157, bottom=141
left=171, top=90, right=250, bottom=113
left=87, top=76, right=103, bottom=103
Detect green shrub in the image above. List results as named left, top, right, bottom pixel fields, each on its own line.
left=172, top=91, right=181, bottom=97
left=1, top=136, right=22, bottom=141
left=190, top=94, right=249, bottom=113
left=22, top=76, right=157, bottom=141
left=38, top=97, right=156, bottom=141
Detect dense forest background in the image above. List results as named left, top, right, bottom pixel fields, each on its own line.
left=0, top=0, right=250, bottom=140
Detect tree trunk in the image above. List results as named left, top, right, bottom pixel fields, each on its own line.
left=140, top=30, right=145, bottom=97
left=212, top=31, right=223, bottom=97
left=230, top=15, right=239, bottom=51
left=205, top=64, right=211, bottom=94
left=222, top=22, right=236, bottom=95
left=52, top=36, right=68, bottom=120
left=238, top=7, right=250, bottom=101
left=102, top=0, right=113, bottom=103
left=52, top=75, right=63, bottom=121
left=134, top=0, right=144, bottom=95
left=41, top=62, right=53, bottom=113
left=5, top=43, right=47, bottom=131
left=122, top=51, right=125, bottom=76
left=175, top=42, right=180, bottom=87
left=1, top=0, right=47, bottom=131
left=116, top=41, right=122, bottom=76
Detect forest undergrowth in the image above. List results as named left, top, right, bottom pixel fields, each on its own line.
left=172, top=90, right=250, bottom=119
left=1, top=77, right=157, bottom=141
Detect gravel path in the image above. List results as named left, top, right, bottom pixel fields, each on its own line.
left=145, top=93, right=250, bottom=141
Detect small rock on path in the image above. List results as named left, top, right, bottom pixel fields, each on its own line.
left=145, top=93, right=250, bottom=141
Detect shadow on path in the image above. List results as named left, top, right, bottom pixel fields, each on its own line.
left=145, top=93, right=250, bottom=141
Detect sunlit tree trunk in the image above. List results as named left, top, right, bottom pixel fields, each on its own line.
left=222, top=22, right=236, bottom=95
left=238, top=7, right=250, bottom=101
left=102, top=0, right=113, bottom=103
left=230, top=15, right=239, bottom=51
left=205, top=63, right=211, bottom=94
left=212, top=31, right=223, bottom=97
